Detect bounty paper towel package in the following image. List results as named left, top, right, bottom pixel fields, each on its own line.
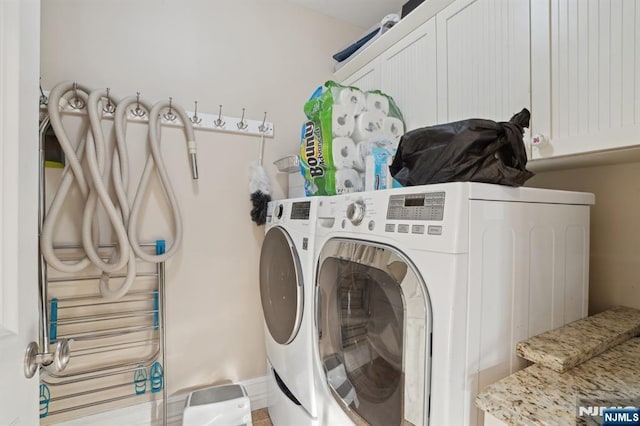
left=300, top=81, right=405, bottom=196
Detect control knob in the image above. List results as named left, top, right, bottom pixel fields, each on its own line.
left=346, top=200, right=366, bottom=225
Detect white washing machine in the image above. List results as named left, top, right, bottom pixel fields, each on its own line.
left=310, top=182, right=594, bottom=426
left=260, top=197, right=321, bottom=425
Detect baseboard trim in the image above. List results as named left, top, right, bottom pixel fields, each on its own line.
left=56, top=375, right=268, bottom=426
left=240, top=375, right=268, bottom=410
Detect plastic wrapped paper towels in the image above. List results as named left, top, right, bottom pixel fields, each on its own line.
left=335, top=88, right=366, bottom=116
left=331, top=104, right=356, bottom=137
left=352, top=111, right=385, bottom=141
left=300, top=81, right=405, bottom=196
left=384, top=117, right=404, bottom=141
left=332, top=137, right=359, bottom=169
left=365, top=92, right=390, bottom=116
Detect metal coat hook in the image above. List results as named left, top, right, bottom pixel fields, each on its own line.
left=69, top=82, right=85, bottom=110
left=163, top=97, right=177, bottom=122
left=213, top=105, right=225, bottom=127
left=39, top=78, right=48, bottom=107
left=131, top=92, right=146, bottom=118
left=258, top=112, right=268, bottom=133
left=190, top=101, right=202, bottom=125
left=237, top=108, right=248, bottom=130
left=102, top=88, right=116, bottom=115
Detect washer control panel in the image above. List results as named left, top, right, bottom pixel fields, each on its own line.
left=346, top=200, right=366, bottom=225
left=290, top=201, right=311, bottom=220
left=386, top=191, right=445, bottom=221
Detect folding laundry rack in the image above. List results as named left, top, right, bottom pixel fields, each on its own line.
left=38, top=242, right=168, bottom=425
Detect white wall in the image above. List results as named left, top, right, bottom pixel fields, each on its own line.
left=527, top=162, right=640, bottom=315
left=40, top=0, right=362, bottom=396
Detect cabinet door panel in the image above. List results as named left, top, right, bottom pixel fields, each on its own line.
left=379, top=18, right=438, bottom=131
left=532, top=0, right=640, bottom=159
left=436, top=0, right=530, bottom=124
left=341, top=58, right=380, bottom=91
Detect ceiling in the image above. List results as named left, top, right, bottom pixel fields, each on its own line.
left=288, top=0, right=407, bottom=29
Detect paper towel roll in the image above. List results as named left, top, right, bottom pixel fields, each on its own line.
left=354, top=141, right=368, bottom=171
left=335, top=168, right=363, bottom=194
left=364, top=155, right=377, bottom=191
left=332, top=104, right=355, bottom=137
left=332, top=137, right=358, bottom=169
left=366, top=93, right=389, bottom=116
left=383, top=117, right=404, bottom=141
left=352, top=111, right=385, bottom=142
left=335, top=88, right=366, bottom=116
left=364, top=146, right=394, bottom=191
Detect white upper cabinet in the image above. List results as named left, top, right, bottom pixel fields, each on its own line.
left=530, top=0, right=640, bottom=159
left=379, top=18, right=438, bottom=132
left=339, top=0, right=530, bottom=134
left=342, top=58, right=380, bottom=91
left=436, top=0, right=530, bottom=124
left=336, top=0, right=640, bottom=163
left=342, top=18, right=438, bottom=133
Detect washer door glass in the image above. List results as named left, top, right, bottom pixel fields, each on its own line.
left=316, top=238, right=431, bottom=426
left=259, top=227, right=303, bottom=345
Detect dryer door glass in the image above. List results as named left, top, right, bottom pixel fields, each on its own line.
left=316, top=239, right=431, bottom=426
left=259, top=227, right=303, bottom=345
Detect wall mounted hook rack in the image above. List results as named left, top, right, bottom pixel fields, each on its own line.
left=41, top=90, right=275, bottom=138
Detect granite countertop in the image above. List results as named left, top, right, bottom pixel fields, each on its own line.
left=516, top=306, right=640, bottom=373
left=477, top=337, right=640, bottom=425
left=476, top=306, right=640, bottom=426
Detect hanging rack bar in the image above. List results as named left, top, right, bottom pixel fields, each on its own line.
left=50, top=357, right=159, bottom=383
left=54, top=289, right=157, bottom=302
left=57, top=324, right=158, bottom=342
left=52, top=310, right=157, bottom=326
left=157, top=244, right=169, bottom=424
left=47, top=392, right=150, bottom=418
left=55, top=296, right=156, bottom=309
left=50, top=381, right=140, bottom=403
left=41, top=90, right=274, bottom=137
left=43, top=352, right=160, bottom=383
left=53, top=241, right=160, bottom=250
left=72, top=338, right=159, bottom=358
left=48, top=272, right=158, bottom=283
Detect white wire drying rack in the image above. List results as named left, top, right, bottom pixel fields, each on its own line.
left=39, top=242, right=169, bottom=425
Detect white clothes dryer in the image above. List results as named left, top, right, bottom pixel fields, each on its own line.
left=311, top=182, right=594, bottom=426
left=260, top=197, right=321, bottom=426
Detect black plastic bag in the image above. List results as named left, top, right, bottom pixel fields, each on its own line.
left=389, top=108, right=534, bottom=187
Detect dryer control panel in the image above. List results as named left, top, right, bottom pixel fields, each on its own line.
left=386, top=191, right=445, bottom=221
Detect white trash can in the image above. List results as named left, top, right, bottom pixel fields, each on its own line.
left=182, top=383, right=252, bottom=426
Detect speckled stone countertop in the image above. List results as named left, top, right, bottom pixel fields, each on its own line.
left=476, top=337, right=640, bottom=425
left=516, top=306, right=640, bottom=373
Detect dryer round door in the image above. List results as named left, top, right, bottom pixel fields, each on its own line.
left=259, top=226, right=304, bottom=345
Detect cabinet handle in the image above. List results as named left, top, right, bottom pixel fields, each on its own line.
left=531, top=134, right=549, bottom=148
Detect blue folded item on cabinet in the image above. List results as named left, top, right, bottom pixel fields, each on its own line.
left=332, top=27, right=380, bottom=62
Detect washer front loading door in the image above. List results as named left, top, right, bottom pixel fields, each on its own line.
left=316, top=238, right=432, bottom=426
left=260, top=226, right=304, bottom=345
